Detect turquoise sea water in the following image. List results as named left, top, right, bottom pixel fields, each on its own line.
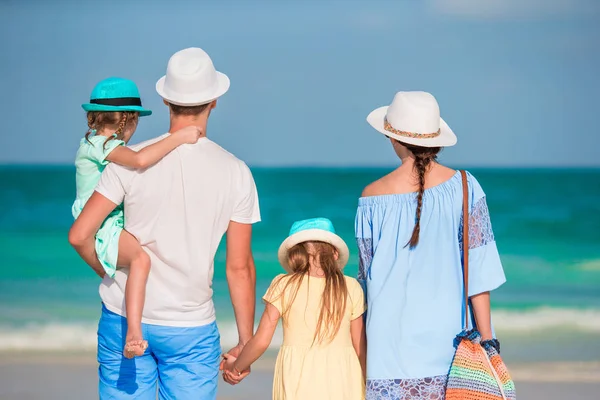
left=1, top=166, right=599, bottom=351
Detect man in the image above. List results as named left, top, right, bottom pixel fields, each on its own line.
left=69, top=47, right=259, bottom=399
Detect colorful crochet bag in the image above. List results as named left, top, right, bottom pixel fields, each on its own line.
left=445, top=171, right=516, bottom=400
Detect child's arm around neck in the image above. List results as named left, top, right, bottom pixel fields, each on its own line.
left=105, top=126, right=201, bottom=169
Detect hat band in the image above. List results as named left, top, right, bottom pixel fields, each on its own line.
left=90, top=97, right=142, bottom=107
left=384, top=117, right=440, bottom=139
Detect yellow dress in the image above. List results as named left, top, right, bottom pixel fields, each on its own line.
left=264, top=274, right=366, bottom=400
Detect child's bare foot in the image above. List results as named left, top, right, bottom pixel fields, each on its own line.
left=123, top=338, right=148, bottom=359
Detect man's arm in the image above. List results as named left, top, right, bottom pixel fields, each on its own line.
left=68, top=192, right=119, bottom=278
left=225, top=221, right=256, bottom=349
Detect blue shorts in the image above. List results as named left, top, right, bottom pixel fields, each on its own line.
left=97, top=304, right=221, bottom=400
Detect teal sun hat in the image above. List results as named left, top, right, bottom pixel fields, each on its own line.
left=82, top=77, right=152, bottom=116
left=277, top=218, right=350, bottom=272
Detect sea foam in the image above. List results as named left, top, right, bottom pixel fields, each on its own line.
left=1, top=307, right=599, bottom=352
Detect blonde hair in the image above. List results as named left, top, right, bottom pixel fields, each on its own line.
left=85, top=111, right=138, bottom=149
left=269, top=241, right=348, bottom=344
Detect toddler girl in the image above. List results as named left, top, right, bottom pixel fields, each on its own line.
left=72, top=77, right=200, bottom=358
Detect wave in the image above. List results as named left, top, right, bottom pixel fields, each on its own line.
left=0, top=323, right=98, bottom=351
left=493, top=307, right=600, bottom=333
left=1, top=307, right=600, bottom=351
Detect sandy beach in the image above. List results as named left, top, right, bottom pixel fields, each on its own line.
left=1, top=352, right=599, bottom=400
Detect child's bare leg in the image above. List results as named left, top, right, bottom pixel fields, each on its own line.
left=117, top=230, right=150, bottom=359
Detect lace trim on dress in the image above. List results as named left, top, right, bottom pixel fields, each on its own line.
left=366, top=375, right=448, bottom=400
left=459, top=196, right=495, bottom=253
left=357, top=237, right=373, bottom=281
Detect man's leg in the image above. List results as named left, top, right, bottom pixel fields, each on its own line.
left=97, top=304, right=158, bottom=400
left=151, top=321, right=221, bottom=400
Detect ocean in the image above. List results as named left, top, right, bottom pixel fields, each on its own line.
left=1, top=166, right=599, bottom=353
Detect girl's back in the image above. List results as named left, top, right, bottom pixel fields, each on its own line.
left=265, top=274, right=365, bottom=400
left=267, top=274, right=364, bottom=348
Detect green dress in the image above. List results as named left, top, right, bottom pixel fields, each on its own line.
left=72, top=134, right=125, bottom=278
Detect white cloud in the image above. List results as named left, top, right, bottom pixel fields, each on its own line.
left=430, top=0, right=598, bottom=19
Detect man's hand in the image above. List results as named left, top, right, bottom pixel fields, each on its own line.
left=219, top=343, right=243, bottom=372
left=224, top=343, right=244, bottom=360
left=69, top=192, right=118, bottom=277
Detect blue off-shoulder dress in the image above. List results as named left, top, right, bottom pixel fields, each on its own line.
left=355, top=171, right=506, bottom=400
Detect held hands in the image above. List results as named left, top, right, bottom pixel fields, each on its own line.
left=219, top=344, right=251, bottom=385
left=174, top=126, right=203, bottom=144
left=220, top=354, right=249, bottom=385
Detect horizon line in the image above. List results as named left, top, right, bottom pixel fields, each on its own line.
left=1, top=163, right=599, bottom=172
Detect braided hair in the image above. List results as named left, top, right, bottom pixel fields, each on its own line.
left=84, top=111, right=137, bottom=148
left=403, top=142, right=442, bottom=249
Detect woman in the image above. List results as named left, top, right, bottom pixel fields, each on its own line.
left=355, top=91, right=506, bottom=399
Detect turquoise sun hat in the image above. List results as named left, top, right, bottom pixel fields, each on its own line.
left=277, top=218, right=350, bottom=272
left=82, top=77, right=152, bottom=116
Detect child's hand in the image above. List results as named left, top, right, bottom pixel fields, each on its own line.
left=173, top=126, right=202, bottom=144
left=220, top=354, right=250, bottom=385
left=224, top=368, right=247, bottom=385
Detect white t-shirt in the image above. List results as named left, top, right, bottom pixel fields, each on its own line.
left=95, top=134, right=261, bottom=327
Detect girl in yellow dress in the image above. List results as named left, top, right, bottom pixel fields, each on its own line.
left=223, top=218, right=366, bottom=400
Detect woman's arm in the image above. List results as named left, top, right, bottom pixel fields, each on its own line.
left=223, top=302, right=280, bottom=384
left=471, top=291, right=493, bottom=340
left=105, top=126, right=200, bottom=169
left=351, top=315, right=367, bottom=381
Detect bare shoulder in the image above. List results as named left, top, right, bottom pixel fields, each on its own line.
left=434, top=164, right=457, bottom=178
left=361, top=173, right=394, bottom=197
left=424, top=164, right=458, bottom=186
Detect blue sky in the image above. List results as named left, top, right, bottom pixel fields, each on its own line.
left=1, top=0, right=599, bottom=167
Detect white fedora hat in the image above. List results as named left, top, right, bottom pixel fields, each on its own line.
left=156, top=47, right=230, bottom=106
left=278, top=218, right=349, bottom=273
left=367, top=91, right=457, bottom=147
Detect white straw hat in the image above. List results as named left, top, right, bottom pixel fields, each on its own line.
left=156, top=47, right=230, bottom=106
left=278, top=218, right=349, bottom=273
left=367, top=91, right=457, bottom=147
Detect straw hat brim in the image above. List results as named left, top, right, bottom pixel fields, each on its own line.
left=277, top=229, right=350, bottom=273
left=155, top=71, right=230, bottom=106
left=367, top=106, right=457, bottom=147
left=81, top=103, right=152, bottom=117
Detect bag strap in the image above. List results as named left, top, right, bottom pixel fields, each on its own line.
left=460, top=170, right=469, bottom=331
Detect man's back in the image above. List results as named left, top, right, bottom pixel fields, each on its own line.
left=96, top=134, right=260, bottom=326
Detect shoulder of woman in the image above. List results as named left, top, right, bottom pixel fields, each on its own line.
left=361, top=182, right=374, bottom=197
left=361, top=179, right=385, bottom=197
left=461, top=169, right=478, bottom=184
left=462, top=170, right=486, bottom=198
